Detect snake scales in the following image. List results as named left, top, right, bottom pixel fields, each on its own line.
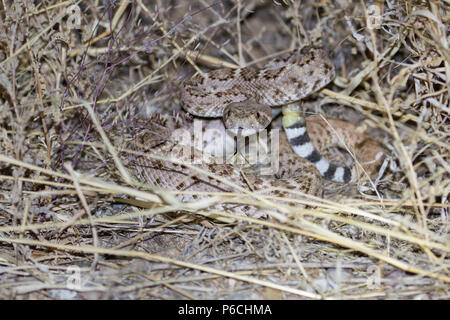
left=127, top=47, right=384, bottom=216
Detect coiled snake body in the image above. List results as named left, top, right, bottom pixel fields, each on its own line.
left=129, top=47, right=383, bottom=215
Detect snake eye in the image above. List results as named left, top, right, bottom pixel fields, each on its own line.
left=256, top=112, right=260, bottom=119
left=225, top=109, right=231, bottom=118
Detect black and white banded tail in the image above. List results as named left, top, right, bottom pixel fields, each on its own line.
left=282, top=106, right=356, bottom=184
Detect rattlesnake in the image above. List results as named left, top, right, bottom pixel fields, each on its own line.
left=180, top=46, right=383, bottom=183
left=126, top=47, right=383, bottom=216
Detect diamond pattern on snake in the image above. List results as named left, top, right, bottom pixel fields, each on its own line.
left=126, top=47, right=384, bottom=216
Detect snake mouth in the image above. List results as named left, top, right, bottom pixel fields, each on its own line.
left=227, top=128, right=261, bottom=137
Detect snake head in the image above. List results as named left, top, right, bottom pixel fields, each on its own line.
left=222, top=100, right=272, bottom=136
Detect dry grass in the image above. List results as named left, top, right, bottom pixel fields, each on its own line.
left=0, top=0, right=448, bottom=299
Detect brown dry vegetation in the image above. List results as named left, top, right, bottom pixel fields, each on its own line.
left=0, top=0, right=449, bottom=299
